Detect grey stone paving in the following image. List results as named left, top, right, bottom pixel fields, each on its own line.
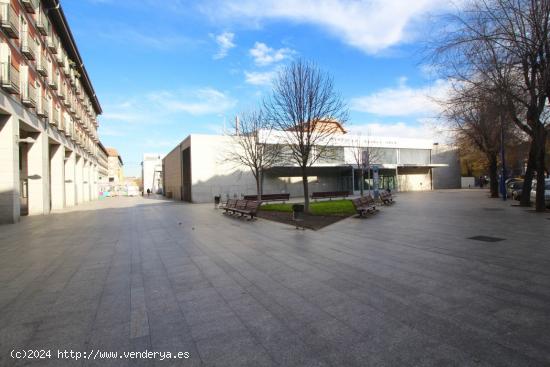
left=0, top=190, right=549, bottom=366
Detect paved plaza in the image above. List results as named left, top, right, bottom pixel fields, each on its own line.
left=0, top=190, right=549, bottom=366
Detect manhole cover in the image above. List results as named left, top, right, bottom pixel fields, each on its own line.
left=468, top=235, right=505, bottom=242
left=483, top=208, right=504, bottom=211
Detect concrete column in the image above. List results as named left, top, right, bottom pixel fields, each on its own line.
left=92, top=164, right=98, bottom=200
left=49, top=144, right=65, bottom=210
left=27, top=131, right=49, bottom=215
left=83, top=159, right=90, bottom=202
left=75, top=155, right=83, bottom=204
left=0, top=116, right=20, bottom=223
left=64, top=151, right=76, bottom=207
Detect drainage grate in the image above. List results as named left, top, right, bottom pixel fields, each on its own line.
left=483, top=208, right=504, bottom=211
left=468, top=235, right=505, bottom=242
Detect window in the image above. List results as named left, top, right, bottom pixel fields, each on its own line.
left=399, top=149, right=431, bottom=165
left=20, top=65, right=28, bottom=97
left=370, top=148, right=397, bottom=164
left=19, top=15, right=25, bottom=43
left=48, top=93, right=53, bottom=117
left=47, top=56, right=52, bottom=78
left=35, top=81, right=41, bottom=110
left=0, top=42, right=10, bottom=66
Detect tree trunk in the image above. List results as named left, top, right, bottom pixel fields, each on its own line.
left=534, top=127, right=547, bottom=212
left=367, top=167, right=371, bottom=196
left=520, top=141, right=536, bottom=207
left=359, top=169, right=364, bottom=197
left=488, top=154, right=499, bottom=198
left=302, top=169, right=310, bottom=213
left=256, top=171, right=262, bottom=201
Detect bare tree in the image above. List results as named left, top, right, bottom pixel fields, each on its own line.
left=264, top=60, right=348, bottom=212
left=350, top=133, right=382, bottom=196
left=431, top=0, right=550, bottom=211
left=226, top=110, right=281, bottom=201
left=442, top=83, right=517, bottom=197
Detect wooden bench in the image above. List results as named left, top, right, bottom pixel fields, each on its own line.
left=379, top=191, right=394, bottom=205
left=311, top=191, right=351, bottom=200
left=221, top=199, right=261, bottom=219
left=351, top=195, right=377, bottom=217
left=220, top=198, right=236, bottom=212
left=243, top=193, right=290, bottom=203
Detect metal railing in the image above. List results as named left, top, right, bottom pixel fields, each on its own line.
left=0, top=62, right=20, bottom=93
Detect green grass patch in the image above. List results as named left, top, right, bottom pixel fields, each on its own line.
left=261, top=199, right=356, bottom=216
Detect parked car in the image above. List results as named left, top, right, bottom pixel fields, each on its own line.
left=505, top=177, right=522, bottom=186
left=530, top=179, right=550, bottom=208
left=506, top=180, right=524, bottom=200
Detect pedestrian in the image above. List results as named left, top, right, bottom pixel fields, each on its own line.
left=147, top=188, right=150, bottom=196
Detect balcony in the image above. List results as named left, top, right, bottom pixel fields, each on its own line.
left=21, top=34, right=36, bottom=60
left=54, top=110, right=62, bottom=130
left=0, top=62, right=20, bottom=94
left=57, top=87, right=65, bottom=100
left=0, top=3, right=18, bottom=38
left=55, top=52, right=63, bottom=65
left=21, top=0, right=38, bottom=13
left=21, top=83, right=37, bottom=108
left=36, top=57, right=47, bottom=76
left=37, top=97, right=48, bottom=117
left=47, top=36, right=57, bottom=52
left=63, top=95, right=71, bottom=107
left=47, top=77, right=57, bottom=90
left=36, top=12, right=49, bottom=35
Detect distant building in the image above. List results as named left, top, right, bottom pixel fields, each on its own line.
left=106, top=147, right=123, bottom=183
left=163, top=126, right=460, bottom=203
left=142, top=153, right=163, bottom=194
left=97, top=142, right=109, bottom=183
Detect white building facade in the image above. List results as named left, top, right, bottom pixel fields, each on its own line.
left=141, top=153, right=163, bottom=194
left=163, top=133, right=460, bottom=203
left=0, top=0, right=103, bottom=223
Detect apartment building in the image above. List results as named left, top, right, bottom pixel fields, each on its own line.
left=0, top=0, right=103, bottom=223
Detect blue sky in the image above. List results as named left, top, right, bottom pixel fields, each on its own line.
left=63, top=0, right=452, bottom=176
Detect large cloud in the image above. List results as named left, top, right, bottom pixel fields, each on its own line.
left=201, top=0, right=451, bottom=54
left=350, top=78, right=450, bottom=117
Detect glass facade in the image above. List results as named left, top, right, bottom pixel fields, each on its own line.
left=399, top=149, right=431, bottom=165
left=369, top=148, right=397, bottom=164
